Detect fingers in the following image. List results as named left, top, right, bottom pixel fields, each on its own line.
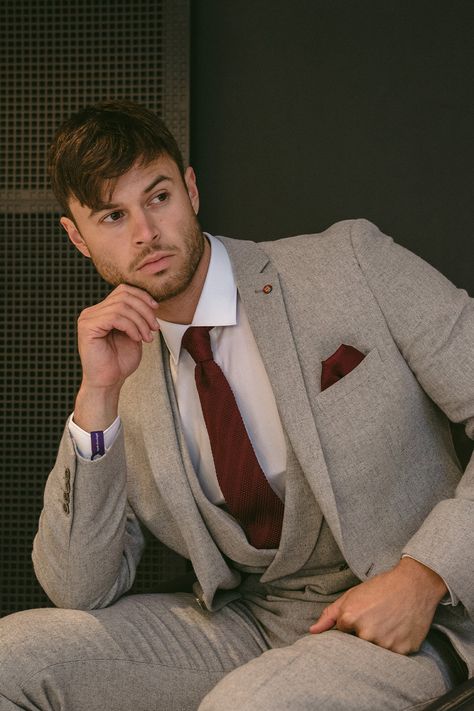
left=309, top=603, right=339, bottom=634
left=309, top=570, right=435, bottom=655
left=79, top=284, right=160, bottom=344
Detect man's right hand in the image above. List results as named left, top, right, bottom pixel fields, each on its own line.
left=73, top=284, right=160, bottom=432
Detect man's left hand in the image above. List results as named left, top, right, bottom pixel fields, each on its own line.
left=309, top=557, right=448, bottom=654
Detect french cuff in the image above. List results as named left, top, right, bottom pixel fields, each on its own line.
left=401, top=553, right=459, bottom=606
left=68, top=413, right=122, bottom=460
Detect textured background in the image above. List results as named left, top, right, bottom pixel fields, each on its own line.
left=0, top=0, right=190, bottom=617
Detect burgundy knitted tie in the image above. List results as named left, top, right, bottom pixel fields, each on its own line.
left=182, top=326, right=284, bottom=549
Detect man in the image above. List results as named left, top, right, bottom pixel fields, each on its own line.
left=0, top=101, right=472, bottom=710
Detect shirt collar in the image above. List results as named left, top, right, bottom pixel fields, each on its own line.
left=157, top=233, right=237, bottom=364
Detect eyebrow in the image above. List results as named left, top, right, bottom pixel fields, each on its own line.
left=88, top=174, right=173, bottom=217
left=144, top=174, right=173, bottom=193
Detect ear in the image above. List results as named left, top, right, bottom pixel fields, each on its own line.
left=184, top=166, right=200, bottom=214
left=60, top=216, right=91, bottom=258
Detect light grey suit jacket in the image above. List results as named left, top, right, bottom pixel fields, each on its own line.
left=33, top=219, right=474, bottom=667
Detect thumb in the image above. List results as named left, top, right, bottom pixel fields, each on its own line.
left=309, top=602, right=339, bottom=634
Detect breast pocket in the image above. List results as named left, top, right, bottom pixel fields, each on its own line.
left=315, top=347, right=384, bottom=412
left=314, top=347, right=402, bottom=515
left=313, top=345, right=404, bottom=472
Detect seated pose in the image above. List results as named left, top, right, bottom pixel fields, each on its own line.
left=0, top=101, right=472, bottom=711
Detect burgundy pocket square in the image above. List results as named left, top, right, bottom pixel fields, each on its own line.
left=321, top=344, right=366, bottom=392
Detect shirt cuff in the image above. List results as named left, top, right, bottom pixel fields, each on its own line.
left=68, top=413, right=122, bottom=460
left=401, top=553, right=459, bottom=606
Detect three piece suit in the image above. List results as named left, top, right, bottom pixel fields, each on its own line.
left=2, top=218, right=473, bottom=710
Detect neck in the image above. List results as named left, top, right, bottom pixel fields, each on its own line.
left=155, top=236, right=211, bottom=324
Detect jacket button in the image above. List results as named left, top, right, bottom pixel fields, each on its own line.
left=65, top=467, right=71, bottom=481
left=63, top=492, right=70, bottom=503
left=63, top=503, right=70, bottom=514
left=194, top=596, right=206, bottom=610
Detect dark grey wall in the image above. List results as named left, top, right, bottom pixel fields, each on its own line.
left=190, top=0, right=473, bottom=464
left=191, top=0, right=473, bottom=293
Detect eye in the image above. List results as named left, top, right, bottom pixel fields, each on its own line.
left=150, top=191, right=169, bottom=205
left=102, top=210, right=125, bottom=223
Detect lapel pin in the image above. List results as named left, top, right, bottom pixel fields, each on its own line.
left=255, top=284, right=273, bottom=294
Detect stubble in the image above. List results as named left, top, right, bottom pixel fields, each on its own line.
left=90, top=218, right=205, bottom=303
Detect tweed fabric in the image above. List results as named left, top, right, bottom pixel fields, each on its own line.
left=0, top=593, right=457, bottom=711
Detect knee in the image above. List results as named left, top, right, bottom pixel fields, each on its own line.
left=199, top=659, right=276, bottom=711
left=0, top=607, right=90, bottom=693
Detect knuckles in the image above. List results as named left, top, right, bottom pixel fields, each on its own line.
left=382, top=640, right=419, bottom=655
left=337, top=611, right=357, bottom=631
left=351, top=628, right=422, bottom=656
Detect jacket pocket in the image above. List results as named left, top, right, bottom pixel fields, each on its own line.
left=315, top=347, right=383, bottom=410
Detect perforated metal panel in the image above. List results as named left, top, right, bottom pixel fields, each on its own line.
left=0, top=0, right=189, bottom=617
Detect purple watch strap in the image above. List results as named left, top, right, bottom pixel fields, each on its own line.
left=91, top=430, right=105, bottom=460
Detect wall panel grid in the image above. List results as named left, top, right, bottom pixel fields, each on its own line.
left=1, top=0, right=189, bottom=617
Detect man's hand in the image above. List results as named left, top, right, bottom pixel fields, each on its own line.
left=309, top=557, right=448, bottom=654
left=73, top=284, right=160, bottom=431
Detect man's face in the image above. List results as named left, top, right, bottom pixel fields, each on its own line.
left=61, top=155, right=204, bottom=305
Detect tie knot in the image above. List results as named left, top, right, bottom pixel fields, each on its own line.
left=182, top=326, right=214, bottom=363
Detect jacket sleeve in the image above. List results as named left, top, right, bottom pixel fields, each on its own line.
left=32, top=423, right=145, bottom=610
left=350, top=218, right=474, bottom=616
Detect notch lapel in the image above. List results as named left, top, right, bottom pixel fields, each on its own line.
left=134, top=335, right=241, bottom=605
left=219, top=236, right=343, bottom=550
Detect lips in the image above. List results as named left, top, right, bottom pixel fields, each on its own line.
left=137, top=253, right=173, bottom=274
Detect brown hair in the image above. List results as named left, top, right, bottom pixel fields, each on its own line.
left=48, top=100, right=185, bottom=219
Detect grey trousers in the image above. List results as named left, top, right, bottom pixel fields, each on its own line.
left=0, top=592, right=456, bottom=711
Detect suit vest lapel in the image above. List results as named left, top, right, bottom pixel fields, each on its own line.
left=262, top=428, right=324, bottom=581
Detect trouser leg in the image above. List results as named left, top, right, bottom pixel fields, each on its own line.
left=199, top=629, right=456, bottom=711
left=0, top=593, right=268, bottom=711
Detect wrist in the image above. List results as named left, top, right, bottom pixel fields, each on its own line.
left=73, top=383, right=121, bottom=432
left=398, top=557, right=448, bottom=604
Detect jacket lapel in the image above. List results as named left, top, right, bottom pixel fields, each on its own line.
left=219, top=236, right=343, bottom=549
left=135, top=335, right=241, bottom=607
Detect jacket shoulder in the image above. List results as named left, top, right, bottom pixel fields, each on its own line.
left=254, top=219, right=391, bottom=271
left=259, top=218, right=389, bottom=257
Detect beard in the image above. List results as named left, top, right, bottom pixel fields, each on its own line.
left=90, top=217, right=205, bottom=303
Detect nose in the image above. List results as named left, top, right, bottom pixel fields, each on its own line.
left=132, top=210, right=159, bottom=245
